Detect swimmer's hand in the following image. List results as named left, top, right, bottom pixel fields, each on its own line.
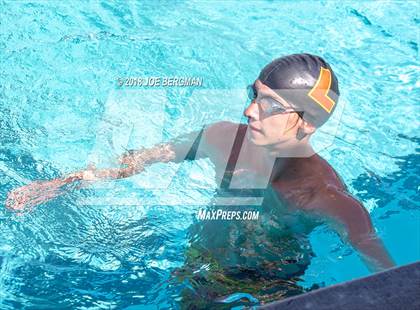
left=4, top=164, right=142, bottom=212
left=5, top=143, right=182, bottom=211
left=5, top=174, right=81, bottom=211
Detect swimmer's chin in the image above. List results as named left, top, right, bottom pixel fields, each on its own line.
left=246, top=128, right=276, bottom=147
left=246, top=130, right=291, bottom=149
left=246, top=129, right=264, bottom=145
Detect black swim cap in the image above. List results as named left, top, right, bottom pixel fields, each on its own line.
left=258, top=53, right=340, bottom=127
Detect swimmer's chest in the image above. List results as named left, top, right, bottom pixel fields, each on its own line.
left=252, top=186, right=317, bottom=235
left=212, top=145, right=276, bottom=192
left=204, top=186, right=317, bottom=244
left=193, top=188, right=316, bottom=269
left=207, top=124, right=320, bottom=234
left=214, top=162, right=317, bottom=231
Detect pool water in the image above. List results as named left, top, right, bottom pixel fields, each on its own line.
left=1, top=1, right=419, bottom=308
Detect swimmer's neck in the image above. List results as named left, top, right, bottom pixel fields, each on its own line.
left=259, top=137, right=315, bottom=161
left=252, top=138, right=315, bottom=180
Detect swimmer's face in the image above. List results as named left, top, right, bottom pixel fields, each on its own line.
left=244, top=80, right=312, bottom=146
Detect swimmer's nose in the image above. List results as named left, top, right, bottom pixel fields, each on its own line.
left=244, top=101, right=259, bottom=121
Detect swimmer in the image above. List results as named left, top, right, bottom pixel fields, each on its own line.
left=6, top=54, right=395, bottom=307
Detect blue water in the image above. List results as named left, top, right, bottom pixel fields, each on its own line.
left=1, top=0, right=419, bottom=308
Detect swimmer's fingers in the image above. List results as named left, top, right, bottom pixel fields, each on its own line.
left=6, top=177, right=83, bottom=212
left=5, top=185, right=31, bottom=211
left=5, top=185, right=40, bottom=211
left=5, top=191, right=20, bottom=210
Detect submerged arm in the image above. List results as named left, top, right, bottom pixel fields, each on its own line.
left=309, top=187, right=395, bottom=273
left=69, top=128, right=207, bottom=181
left=6, top=128, right=207, bottom=210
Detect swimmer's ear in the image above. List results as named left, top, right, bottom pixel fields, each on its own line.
left=297, top=119, right=316, bottom=140
left=302, top=120, right=316, bottom=134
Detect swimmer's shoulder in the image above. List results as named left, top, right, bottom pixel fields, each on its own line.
left=310, top=154, right=347, bottom=191
left=203, top=121, right=246, bottom=150
left=281, top=154, right=348, bottom=211
left=301, top=155, right=366, bottom=220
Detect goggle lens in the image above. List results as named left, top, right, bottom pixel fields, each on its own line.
left=246, top=83, right=304, bottom=118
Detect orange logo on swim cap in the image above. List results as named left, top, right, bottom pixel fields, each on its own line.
left=308, top=67, right=336, bottom=113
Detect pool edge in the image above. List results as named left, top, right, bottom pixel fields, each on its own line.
left=260, top=261, right=420, bottom=310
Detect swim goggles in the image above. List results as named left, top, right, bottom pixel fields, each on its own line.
left=247, top=84, right=303, bottom=118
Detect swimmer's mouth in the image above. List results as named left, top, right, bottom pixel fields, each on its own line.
left=248, top=124, right=262, bottom=133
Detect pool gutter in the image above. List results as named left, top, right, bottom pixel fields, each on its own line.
left=261, top=261, right=420, bottom=310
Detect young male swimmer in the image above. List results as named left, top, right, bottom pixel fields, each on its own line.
left=6, top=54, right=395, bottom=307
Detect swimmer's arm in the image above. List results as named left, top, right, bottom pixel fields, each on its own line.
left=67, top=129, right=208, bottom=182
left=5, top=128, right=213, bottom=210
left=66, top=120, right=237, bottom=182
left=112, top=120, right=239, bottom=181
left=121, top=128, right=208, bottom=165
left=309, top=188, right=395, bottom=273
